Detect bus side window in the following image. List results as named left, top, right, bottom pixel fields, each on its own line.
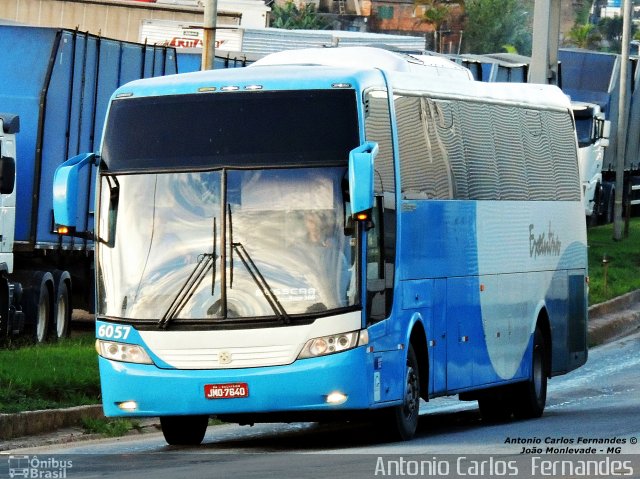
left=364, top=89, right=396, bottom=324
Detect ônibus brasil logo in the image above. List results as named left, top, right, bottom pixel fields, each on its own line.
left=7, top=455, right=73, bottom=478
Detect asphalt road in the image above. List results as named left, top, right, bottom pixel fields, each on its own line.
left=3, top=331, right=640, bottom=478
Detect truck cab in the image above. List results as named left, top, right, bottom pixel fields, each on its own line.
left=572, top=102, right=610, bottom=218
left=0, top=114, right=18, bottom=273
left=0, top=113, right=24, bottom=339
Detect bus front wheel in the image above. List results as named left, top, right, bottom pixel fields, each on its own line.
left=160, top=415, right=209, bottom=445
left=383, top=345, right=420, bottom=441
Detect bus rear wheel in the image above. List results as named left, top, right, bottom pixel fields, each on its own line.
left=513, top=328, right=547, bottom=419
left=160, top=415, right=209, bottom=446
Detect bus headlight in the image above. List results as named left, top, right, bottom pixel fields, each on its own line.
left=96, top=339, right=154, bottom=365
left=298, top=330, right=368, bottom=359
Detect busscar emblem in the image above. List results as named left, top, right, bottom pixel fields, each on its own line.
left=218, top=351, right=232, bottom=365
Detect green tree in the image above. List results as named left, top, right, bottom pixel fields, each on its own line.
left=567, top=23, right=601, bottom=49
left=462, top=0, right=532, bottom=54
left=598, top=16, right=623, bottom=50
left=417, top=0, right=453, bottom=30
left=416, top=0, right=455, bottom=52
left=596, top=16, right=637, bottom=52
left=269, top=1, right=330, bottom=30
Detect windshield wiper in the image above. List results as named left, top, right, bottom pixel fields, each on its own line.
left=159, top=218, right=217, bottom=329
left=227, top=205, right=289, bottom=324
left=158, top=252, right=216, bottom=329
left=232, top=241, right=291, bottom=324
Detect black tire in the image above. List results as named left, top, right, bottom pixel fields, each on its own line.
left=53, top=271, right=72, bottom=340
left=160, top=415, right=209, bottom=446
left=601, top=183, right=615, bottom=224
left=23, top=271, right=54, bottom=343
left=382, top=345, right=421, bottom=441
left=606, top=189, right=615, bottom=224
left=588, top=182, right=602, bottom=227
left=0, top=276, right=9, bottom=339
left=513, top=328, right=548, bottom=419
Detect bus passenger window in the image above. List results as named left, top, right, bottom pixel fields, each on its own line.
left=364, top=89, right=396, bottom=323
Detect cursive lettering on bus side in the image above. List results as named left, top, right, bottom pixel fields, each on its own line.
left=529, top=223, right=561, bottom=259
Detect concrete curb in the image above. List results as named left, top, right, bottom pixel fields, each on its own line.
left=588, top=289, right=640, bottom=318
left=0, top=405, right=104, bottom=442
left=588, top=290, right=640, bottom=345
left=1, top=291, right=639, bottom=445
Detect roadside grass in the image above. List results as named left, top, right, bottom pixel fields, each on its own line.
left=81, top=417, right=141, bottom=437
left=0, top=219, right=638, bottom=418
left=0, top=333, right=100, bottom=414
left=587, top=217, right=640, bottom=305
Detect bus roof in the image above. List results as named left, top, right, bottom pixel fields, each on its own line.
left=251, top=47, right=474, bottom=80
left=113, top=47, right=570, bottom=112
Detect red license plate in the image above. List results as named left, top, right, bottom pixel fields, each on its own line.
left=204, top=383, right=249, bottom=399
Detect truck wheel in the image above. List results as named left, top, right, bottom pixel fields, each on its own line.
left=53, top=271, right=72, bottom=339
left=24, top=271, right=54, bottom=343
left=160, top=415, right=209, bottom=445
left=0, top=276, right=9, bottom=339
left=588, top=182, right=602, bottom=227
left=512, top=328, right=548, bottom=419
left=600, top=183, right=615, bottom=224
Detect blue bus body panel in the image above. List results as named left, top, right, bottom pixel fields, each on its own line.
left=111, top=64, right=385, bottom=100
left=395, top=199, right=586, bottom=392
left=0, top=25, right=177, bottom=250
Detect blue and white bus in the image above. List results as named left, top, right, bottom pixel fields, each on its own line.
left=53, top=47, right=588, bottom=445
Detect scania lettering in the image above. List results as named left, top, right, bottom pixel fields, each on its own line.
left=53, top=47, right=588, bottom=445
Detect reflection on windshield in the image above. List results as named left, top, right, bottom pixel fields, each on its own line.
left=97, top=167, right=357, bottom=321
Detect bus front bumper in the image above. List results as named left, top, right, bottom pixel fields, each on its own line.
left=99, top=346, right=372, bottom=417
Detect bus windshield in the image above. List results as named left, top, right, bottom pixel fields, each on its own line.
left=96, top=167, right=358, bottom=322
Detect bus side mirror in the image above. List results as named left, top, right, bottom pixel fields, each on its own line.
left=0, top=155, right=15, bottom=195
left=53, top=152, right=98, bottom=238
left=348, top=142, right=378, bottom=216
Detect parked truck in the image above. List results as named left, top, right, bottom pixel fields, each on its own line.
left=559, top=48, right=640, bottom=223
left=0, top=24, right=177, bottom=342
left=572, top=102, right=611, bottom=220
left=0, top=114, right=23, bottom=340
